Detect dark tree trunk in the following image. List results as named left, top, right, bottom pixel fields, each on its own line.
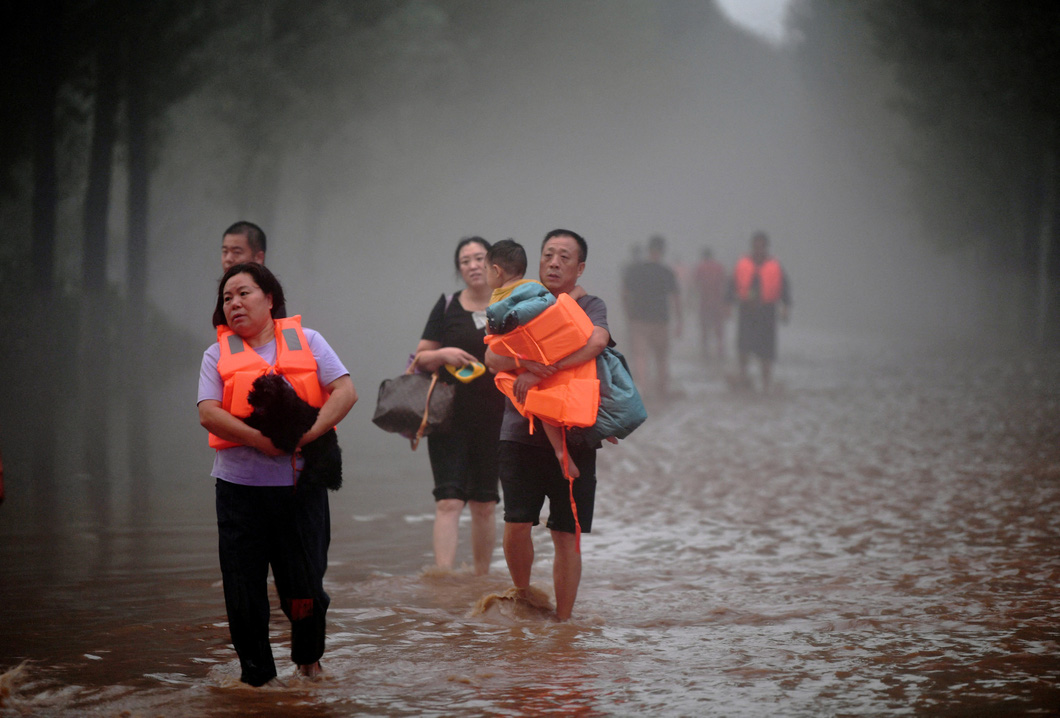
left=82, top=42, right=121, bottom=293
left=30, top=54, right=59, bottom=297
left=1035, top=121, right=1057, bottom=345
left=125, top=41, right=152, bottom=521
left=80, top=40, right=122, bottom=525
left=28, top=4, right=63, bottom=513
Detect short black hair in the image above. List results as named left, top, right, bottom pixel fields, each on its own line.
left=486, top=238, right=527, bottom=277
left=453, top=235, right=491, bottom=274
left=212, top=262, right=286, bottom=328
left=223, top=221, right=267, bottom=255
left=542, top=228, right=587, bottom=263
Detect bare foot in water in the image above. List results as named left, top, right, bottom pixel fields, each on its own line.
left=298, top=661, right=322, bottom=679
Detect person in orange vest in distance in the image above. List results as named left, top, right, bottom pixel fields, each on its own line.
left=728, top=231, right=791, bottom=393
left=485, top=229, right=612, bottom=622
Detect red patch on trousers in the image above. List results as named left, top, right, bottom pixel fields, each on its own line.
left=289, top=598, right=314, bottom=621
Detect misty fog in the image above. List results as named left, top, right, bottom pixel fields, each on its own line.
left=4, top=3, right=1060, bottom=713
left=1, top=0, right=1026, bottom=509
left=136, top=3, right=970, bottom=474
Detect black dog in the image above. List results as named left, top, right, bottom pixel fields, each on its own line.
left=244, top=374, right=342, bottom=491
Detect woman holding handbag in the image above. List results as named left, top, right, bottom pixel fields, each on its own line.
left=413, top=236, right=506, bottom=575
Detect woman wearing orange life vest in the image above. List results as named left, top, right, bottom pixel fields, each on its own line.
left=727, top=231, right=791, bottom=393
left=197, top=262, right=356, bottom=686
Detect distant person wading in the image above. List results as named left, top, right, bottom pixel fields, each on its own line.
left=623, top=234, right=682, bottom=398
left=727, top=231, right=791, bottom=393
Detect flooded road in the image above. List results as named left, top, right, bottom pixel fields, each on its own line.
left=2, top=327, right=1059, bottom=716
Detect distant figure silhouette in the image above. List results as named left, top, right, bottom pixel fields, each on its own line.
left=623, top=234, right=682, bottom=398
left=693, top=246, right=729, bottom=361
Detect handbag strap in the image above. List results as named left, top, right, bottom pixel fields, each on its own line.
left=405, top=354, right=421, bottom=375
left=410, top=370, right=441, bottom=450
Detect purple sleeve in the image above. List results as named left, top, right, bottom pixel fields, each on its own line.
left=197, top=343, right=223, bottom=405
left=305, top=329, right=349, bottom=386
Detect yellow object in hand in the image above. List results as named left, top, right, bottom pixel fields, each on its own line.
left=445, top=362, right=486, bottom=383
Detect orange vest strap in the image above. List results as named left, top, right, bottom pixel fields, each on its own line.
left=560, top=428, right=581, bottom=554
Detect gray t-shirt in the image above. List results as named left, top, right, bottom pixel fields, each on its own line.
left=499, top=294, right=609, bottom=447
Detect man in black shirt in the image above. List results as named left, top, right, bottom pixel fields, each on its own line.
left=623, top=234, right=682, bottom=398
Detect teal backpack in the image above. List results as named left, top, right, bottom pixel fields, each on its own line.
left=571, top=347, right=647, bottom=446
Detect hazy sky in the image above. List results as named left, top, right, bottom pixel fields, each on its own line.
left=716, top=0, right=791, bottom=43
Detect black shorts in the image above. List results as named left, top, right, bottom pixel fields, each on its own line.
left=498, top=440, right=597, bottom=534
left=427, top=424, right=500, bottom=503
left=737, top=303, right=778, bottom=360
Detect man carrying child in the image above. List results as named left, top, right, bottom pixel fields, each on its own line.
left=484, top=239, right=584, bottom=478
left=484, top=230, right=612, bottom=621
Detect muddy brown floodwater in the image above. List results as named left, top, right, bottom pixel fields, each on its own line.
left=1, top=327, right=1058, bottom=716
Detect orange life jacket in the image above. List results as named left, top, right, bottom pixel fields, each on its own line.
left=208, top=315, right=328, bottom=450
left=734, top=256, right=783, bottom=303
left=494, top=359, right=600, bottom=430
left=484, top=292, right=594, bottom=365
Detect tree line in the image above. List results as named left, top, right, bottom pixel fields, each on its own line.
left=0, top=0, right=420, bottom=521
left=791, top=0, right=1059, bottom=343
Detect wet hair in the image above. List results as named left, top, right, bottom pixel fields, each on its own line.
left=212, top=262, right=286, bottom=328
left=542, top=228, right=587, bottom=263
left=453, top=235, right=491, bottom=275
left=486, top=238, right=527, bottom=277
left=223, top=221, right=267, bottom=256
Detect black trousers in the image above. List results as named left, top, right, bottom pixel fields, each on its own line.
left=215, top=479, right=331, bottom=686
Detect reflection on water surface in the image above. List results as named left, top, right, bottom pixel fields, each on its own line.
left=2, top=330, right=1058, bottom=716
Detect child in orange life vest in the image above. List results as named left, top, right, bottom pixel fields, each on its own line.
left=485, top=239, right=589, bottom=478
